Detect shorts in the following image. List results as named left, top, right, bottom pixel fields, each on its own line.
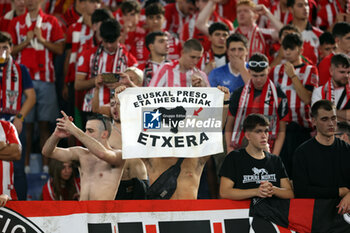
left=25, top=80, right=59, bottom=123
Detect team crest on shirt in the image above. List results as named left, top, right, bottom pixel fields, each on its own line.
left=6, top=90, right=18, bottom=106
left=311, top=73, right=318, bottom=86
left=77, top=56, right=84, bottom=67
left=242, top=167, right=276, bottom=184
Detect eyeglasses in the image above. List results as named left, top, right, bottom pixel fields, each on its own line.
left=248, top=61, right=269, bottom=68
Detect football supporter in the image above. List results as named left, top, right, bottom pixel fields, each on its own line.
left=293, top=100, right=350, bottom=216
left=208, top=33, right=249, bottom=93
left=118, top=0, right=144, bottom=52
left=129, top=3, right=181, bottom=66
left=233, top=0, right=283, bottom=58
left=220, top=113, right=294, bottom=200
left=75, top=19, right=137, bottom=128
left=42, top=112, right=125, bottom=200
left=317, top=0, right=346, bottom=31
left=312, top=54, right=350, bottom=122
left=0, top=0, right=25, bottom=32
left=0, top=32, right=35, bottom=134
left=148, top=38, right=208, bottom=87
left=318, top=22, right=350, bottom=86
left=9, top=0, right=65, bottom=173
left=269, top=25, right=314, bottom=68
left=139, top=31, right=169, bottom=87
left=196, top=22, right=230, bottom=74
left=92, top=82, right=148, bottom=200
left=182, top=0, right=233, bottom=50
left=0, top=120, right=21, bottom=201
left=318, top=32, right=336, bottom=63
left=42, top=159, right=80, bottom=200
left=269, top=33, right=319, bottom=178
left=225, top=53, right=289, bottom=155
left=61, top=0, right=87, bottom=27
left=164, top=0, right=196, bottom=37
left=62, top=8, right=109, bottom=122
left=287, top=0, right=323, bottom=65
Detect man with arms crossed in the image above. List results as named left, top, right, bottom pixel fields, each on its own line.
left=42, top=111, right=124, bottom=200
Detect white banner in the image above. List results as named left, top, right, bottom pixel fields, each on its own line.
left=118, top=87, right=224, bottom=159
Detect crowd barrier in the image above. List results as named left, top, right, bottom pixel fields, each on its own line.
left=2, top=199, right=350, bottom=233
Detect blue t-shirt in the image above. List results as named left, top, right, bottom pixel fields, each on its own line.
left=0, top=63, right=33, bottom=120
left=208, top=63, right=245, bottom=93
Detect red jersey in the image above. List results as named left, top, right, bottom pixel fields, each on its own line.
left=215, top=0, right=237, bottom=23
left=164, top=3, right=194, bottom=37
left=149, top=60, right=209, bottom=87
left=77, top=45, right=137, bottom=111
left=317, top=0, right=344, bottom=30
left=0, top=121, right=19, bottom=200
left=235, top=25, right=274, bottom=58
left=42, top=177, right=80, bottom=200
left=300, top=22, right=323, bottom=65
left=62, top=6, right=81, bottom=27
left=9, top=9, right=65, bottom=82
left=0, top=0, right=11, bottom=16
left=181, top=11, right=233, bottom=50
left=65, top=17, right=94, bottom=83
left=130, top=30, right=181, bottom=65
left=270, top=63, right=319, bottom=128
left=0, top=10, right=17, bottom=33
left=318, top=52, right=334, bottom=86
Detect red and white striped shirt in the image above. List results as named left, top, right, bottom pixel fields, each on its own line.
left=42, top=177, right=80, bottom=200
left=165, top=3, right=194, bottom=37
left=138, top=60, right=165, bottom=87
left=269, top=63, right=319, bottom=128
left=77, top=45, right=137, bottom=111
left=235, top=25, right=274, bottom=58
left=65, top=17, right=94, bottom=83
left=0, top=120, right=19, bottom=200
left=130, top=30, right=181, bottom=65
left=148, top=60, right=208, bottom=87
left=9, top=9, right=65, bottom=82
left=317, top=0, right=344, bottom=30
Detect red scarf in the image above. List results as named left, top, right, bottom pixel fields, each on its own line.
left=231, top=79, right=279, bottom=148
left=1, top=56, right=23, bottom=114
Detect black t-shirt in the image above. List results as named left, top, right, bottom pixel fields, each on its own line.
left=228, top=85, right=289, bottom=121
left=219, top=149, right=288, bottom=189
left=293, top=137, right=350, bottom=198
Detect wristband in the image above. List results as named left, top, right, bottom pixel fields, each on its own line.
left=224, top=100, right=230, bottom=105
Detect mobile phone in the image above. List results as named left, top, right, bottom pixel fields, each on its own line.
left=102, top=73, right=120, bottom=83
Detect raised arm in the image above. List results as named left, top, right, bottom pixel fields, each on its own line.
left=57, top=111, right=124, bottom=167
left=42, top=119, right=79, bottom=163
left=195, top=0, right=216, bottom=35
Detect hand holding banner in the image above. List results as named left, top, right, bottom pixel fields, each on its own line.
left=118, top=87, right=224, bottom=159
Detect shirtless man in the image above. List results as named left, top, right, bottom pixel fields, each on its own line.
left=92, top=71, right=148, bottom=199
left=42, top=111, right=124, bottom=200
left=142, top=86, right=230, bottom=200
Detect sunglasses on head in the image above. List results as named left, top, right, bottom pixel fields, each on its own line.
left=95, top=114, right=108, bottom=131
left=248, top=61, right=269, bottom=68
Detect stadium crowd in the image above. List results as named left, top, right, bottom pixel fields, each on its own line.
left=0, top=0, right=349, bottom=217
